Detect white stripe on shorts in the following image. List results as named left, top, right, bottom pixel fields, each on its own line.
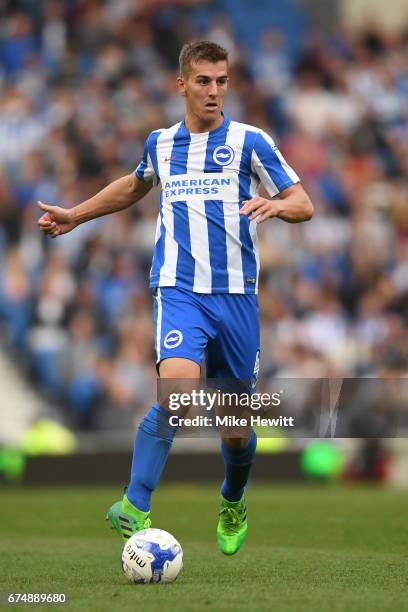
left=155, top=287, right=163, bottom=362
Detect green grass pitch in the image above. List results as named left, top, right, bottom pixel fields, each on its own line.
left=1, top=484, right=408, bottom=611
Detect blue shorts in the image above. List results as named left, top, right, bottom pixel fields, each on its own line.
left=152, top=287, right=260, bottom=384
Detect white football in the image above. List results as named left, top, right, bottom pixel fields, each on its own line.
left=121, top=528, right=183, bottom=584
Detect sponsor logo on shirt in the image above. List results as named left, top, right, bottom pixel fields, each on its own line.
left=162, top=173, right=233, bottom=200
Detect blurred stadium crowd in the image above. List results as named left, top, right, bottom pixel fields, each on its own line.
left=0, top=1, right=407, bottom=429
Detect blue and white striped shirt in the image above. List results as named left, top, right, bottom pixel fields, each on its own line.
left=135, top=114, right=299, bottom=294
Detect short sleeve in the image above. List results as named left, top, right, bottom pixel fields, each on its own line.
left=135, top=132, right=160, bottom=185
left=251, top=130, right=299, bottom=197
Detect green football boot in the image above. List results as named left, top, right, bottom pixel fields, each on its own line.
left=217, top=495, right=248, bottom=555
left=106, top=494, right=151, bottom=542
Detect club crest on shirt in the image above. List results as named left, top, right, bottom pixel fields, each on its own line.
left=213, top=145, right=235, bottom=166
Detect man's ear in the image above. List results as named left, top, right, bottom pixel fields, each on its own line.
left=177, top=75, right=187, bottom=97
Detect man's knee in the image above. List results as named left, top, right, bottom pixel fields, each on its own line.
left=158, top=358, right=201, bottom=416
left=159, top=357, right=200, bottom=379
left=222, top=436, right=250, bottom=449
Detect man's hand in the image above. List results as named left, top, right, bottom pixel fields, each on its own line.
left=36, top=174, right=153, bottom=238
left=37, top=201, right=77, bottom=238
left=240, top=196, right=280, bottom=224
left=240, top=184, right=313, bottom=224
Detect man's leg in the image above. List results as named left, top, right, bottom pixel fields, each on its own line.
left=107, top=358, right=200, bottom=541
left=206, top=293, right=260, bottom=554
left=220, top=432, right=257, bottom=502
left=215, top=431, right=257, bottom=554
left=107, top=286, right=209, bottom=541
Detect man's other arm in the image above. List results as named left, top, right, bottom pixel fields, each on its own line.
left=240, top=183, right=314, bottom=225
left=37, top=174, right=153, bottom=238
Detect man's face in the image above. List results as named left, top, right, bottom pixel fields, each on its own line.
left=177, top=60, right=229, bottom=126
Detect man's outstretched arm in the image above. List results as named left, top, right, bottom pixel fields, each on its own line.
left=37, top=173, right=153, bottom=238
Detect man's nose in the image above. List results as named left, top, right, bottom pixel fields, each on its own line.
left=208, top=81, right=218, bottom=96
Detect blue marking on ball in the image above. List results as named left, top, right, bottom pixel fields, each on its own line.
left=148, top=543, right=180, bottom=583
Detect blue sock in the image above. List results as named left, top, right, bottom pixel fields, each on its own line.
left=221, top=431, right=257, bottom=502
left=126, top=404, right=177, bottom=512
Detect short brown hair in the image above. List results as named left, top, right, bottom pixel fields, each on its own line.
left=179, top=40, right=228, bottom=76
